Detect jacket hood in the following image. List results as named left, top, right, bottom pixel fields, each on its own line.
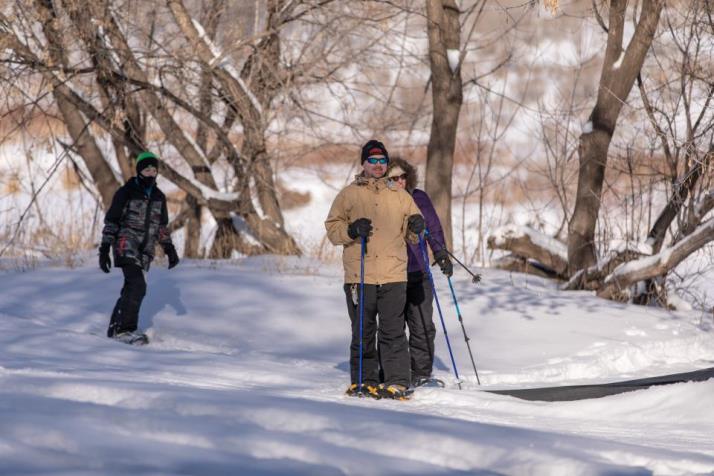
left=352, top=173, right=397, bottom=191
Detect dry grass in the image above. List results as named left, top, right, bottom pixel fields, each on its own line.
left=4, top=172, right=22, bottom=195
left=277, top=181, right=311, bottom=210
left=165, top=190, right=187, bottom=216
left=0, top=110, right=66, bottom=141
left=61, top=164, right=82, bottom=191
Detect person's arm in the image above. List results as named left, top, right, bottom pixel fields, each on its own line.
left=325, top=189, right=354, bottom=245
left=414, top=190, right=446, bottom=253
left=158, top=195, right=179, bottom=269
left=101, top=187, right=128, bottom=247
left=413, top=190, right=452, bottom=276
left=158, top=197, right=173, bottom=247
left=403, top=193, right=423, bottom=244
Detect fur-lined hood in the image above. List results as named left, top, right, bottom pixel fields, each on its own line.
left=386, top=157, right=418, bottom=192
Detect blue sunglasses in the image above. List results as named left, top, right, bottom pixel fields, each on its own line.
left=366, top=157, right=389, bottom=165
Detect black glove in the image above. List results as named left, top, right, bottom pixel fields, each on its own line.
left=408, top=214, right=425, bottom=234
left=433, top=248, right=453, bottom=277
left=164, top=244, right=180, bottom=269
left=473, top=273, right=482, bottom=284
left=347, top=218, right=373, bottom=240
left=99, top=243, right=111, bottom=273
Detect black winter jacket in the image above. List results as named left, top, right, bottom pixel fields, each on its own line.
left=101, top=178, right=173, bottom=270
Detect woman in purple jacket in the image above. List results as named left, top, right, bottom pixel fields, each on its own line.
left=387, top=158, right=453, bottom=387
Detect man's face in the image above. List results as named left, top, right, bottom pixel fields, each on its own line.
left=362, top=156, right=389, bottom=178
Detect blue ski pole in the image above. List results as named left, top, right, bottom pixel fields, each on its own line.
left=418, top=234, right=461, bottom=389
left=358, top=235, right=366, bottom=395
left=447, top=277, right=481, bottom=385
left=425, top=229, right=481, bottom=285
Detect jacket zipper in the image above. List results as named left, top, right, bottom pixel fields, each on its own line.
left=138, top=191, right=152, bottom=252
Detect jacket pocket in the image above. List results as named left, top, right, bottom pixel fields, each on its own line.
left=382, top=253, right=407, bottom=280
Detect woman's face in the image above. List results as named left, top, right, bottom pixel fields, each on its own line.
left=388, top=171, right=408, bottom=190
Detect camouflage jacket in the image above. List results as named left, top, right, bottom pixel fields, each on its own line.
left=101, top=178, right=173, bottom=270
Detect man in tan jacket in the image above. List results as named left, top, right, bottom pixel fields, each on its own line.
left=325, top=139, right=424, bottom=400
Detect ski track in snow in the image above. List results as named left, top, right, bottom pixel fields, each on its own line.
left=1, top=258, right=713, bottom=475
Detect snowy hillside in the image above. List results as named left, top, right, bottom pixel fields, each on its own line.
left=1, top=258, right=713, bottom=475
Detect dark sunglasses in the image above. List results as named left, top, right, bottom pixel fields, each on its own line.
left=388, top=173, right=408, bottom=182
left=366, top=157, right=389, bottom=165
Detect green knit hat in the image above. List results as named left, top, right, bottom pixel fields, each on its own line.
left=136, top=151, right=159, bottom=174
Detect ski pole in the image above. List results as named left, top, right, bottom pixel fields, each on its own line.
left=447, top=277, right=481, bottom=385
left=418, top=234, right=461, bottom=389
left=424, top=229, right=481, bottom=285
left=358, top=236, right=366, bottom=396
left=443, top=248, right=481, bottom=285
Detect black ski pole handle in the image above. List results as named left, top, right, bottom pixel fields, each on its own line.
left=424, top=229, right=482, bottom=285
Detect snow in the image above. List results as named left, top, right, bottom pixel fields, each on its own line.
left=611, top=240, right=653, bottom=256
left=607, top=218, right=714, bottom=284
left=613, top=50, right=625, bottom=69
left=446, top=48, right=460, bottom=73
left=191, top=19, right=263, bottom=116
left=583, top=120, right=593, bottom=134
left=183, top=174, right=240, bottom=203
left=490, top=224, right=568, bottom=263
left=693, top=188, right=714, bottom=216
left=1, top=258, right=713, bottom=474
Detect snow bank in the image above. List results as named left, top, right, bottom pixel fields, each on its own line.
left=0, top=261, right=713, bottom=474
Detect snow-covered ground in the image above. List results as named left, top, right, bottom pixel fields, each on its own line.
left=1, top=257, right=713, bottom=475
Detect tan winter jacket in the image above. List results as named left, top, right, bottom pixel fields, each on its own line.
left=325, top=175, right=422, bottom=284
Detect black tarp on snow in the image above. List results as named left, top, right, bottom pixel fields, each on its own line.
left=486, top=366, right=714, bottom=402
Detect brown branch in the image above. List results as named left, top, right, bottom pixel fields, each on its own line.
left=487, top=225, right=569, bottom=278
left=599, top=214, right=714, bottom=300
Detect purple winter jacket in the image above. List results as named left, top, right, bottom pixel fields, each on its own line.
left=408, top=189, right=446, bottom=273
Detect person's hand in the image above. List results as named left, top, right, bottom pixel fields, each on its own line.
left=347, top=218, right=373, bottom=240
left=407, top=214, right=425, bottom=234
left=433, top=248, right=453, bottom=277
left=99, top=243, right=111, bottom=273
left=164, top=244, right=180, bottom=269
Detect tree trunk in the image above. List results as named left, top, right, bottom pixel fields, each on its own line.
left=682, top=190, right=714, bottom=237
left=209, top=218, right=241, bottom=259
left=647, top=152, right=708, bottom=253
left=167, top=0, right=299, bottom=255
left=33, top=0, right=120, bottom=209
left=599, top=215, right=714, bottom=300
left=184, top=195, right=202, bottom=258
left=567, top=0, right=664, bottom=274
left=486, top=224, right=569, bottom=278
left=425, top=0, right=463, bottom=250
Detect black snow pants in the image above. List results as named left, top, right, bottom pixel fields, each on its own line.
left=107, top=264, right=147, bottom=337
left=405, top=271, right=436, bottom=381
left=344, top=282, right=410, bottom=387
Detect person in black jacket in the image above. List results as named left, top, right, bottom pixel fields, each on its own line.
left=99, top=151, right=179, bottom=344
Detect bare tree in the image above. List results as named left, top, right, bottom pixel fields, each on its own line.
left=486, top=0, right=714, bottom=308
left=567, top=0, right=664, bottom=274
left=2, top=0, right=368, bottom=258
left=424, top=0, right=464, bottom=249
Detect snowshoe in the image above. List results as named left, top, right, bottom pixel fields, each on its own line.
left=413, top=377, right=446, bottom=389
left=345, top=383, right=380, bottom=399
left=377, top=384, right=413, bottom=400
left=112, top=331, right=149, bottom=346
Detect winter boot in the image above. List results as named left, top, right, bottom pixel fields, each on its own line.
left=345, top=384, right=380, bottom=399
left=112, top=330, right=149, bottom=346
left=377, top=384, right=412, bottom=400
left=412, top=376, right=445, bottom=388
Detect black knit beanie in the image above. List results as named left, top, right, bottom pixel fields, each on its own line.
left=360, top=140, right=389, bottom=163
